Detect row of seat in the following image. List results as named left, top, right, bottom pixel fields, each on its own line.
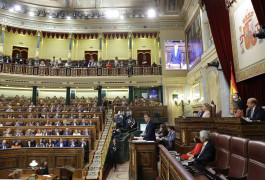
left=207, top=132, right=265, bottom=180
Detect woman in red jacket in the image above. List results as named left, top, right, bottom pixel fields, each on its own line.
left=181, top=135, right=203, bottom=160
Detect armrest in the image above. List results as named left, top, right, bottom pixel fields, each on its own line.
left=214, top=167, right=229, bottom=176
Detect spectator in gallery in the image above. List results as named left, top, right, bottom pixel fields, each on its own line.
left=36, top=139, right=45, bottom=147
left=114, top=56, right=119, bottom=67
left=37, top=160, right=49, bottom=175
left=230, top=102, right=242, bottom=117
left=246, top=98, right=265, bottom=120
left=169, top=43, right=183, bottom=68
left=69, top=140, right=77, bottom=147
left=25, top=129, right=34, bottom=136
left=51, top=56, right=56, bottom=65
left=14, top=129, right=23, bottom=137
left=4, top=128, right=12, bottom=137
left=0, top=140, right=10, bottom=149
left=57, top=58, right=62, bottom=66
left=46, top=139, right=54, bottom=147
left=73, top=129, right=81, bottom=136
left=181, top=134, right=203, bottom=160
left=42, top=128, right=50, bottom=136
left=202, top=103, right=211, bottom=118
left=35, top=129, right=43, bottom=136
left=63, top=128, right=72, bottom=135
left=198, top=107, right=204, bottom=117
left=56, top=138, right=66, bottom=147
left=88, top=56, right=94, bottom=67
left=39, top=61, right=46, bottom=67
left=83, top=128, right=92, bottom=138
left=53, top=128, right=61, bottom=136
left=6, top=106, right=14, bottom=112
left=80, top=119, right=87, bottom=126
left=14, top=119, right=21, bottom=126
left=232, top=93, right=243, bottom=110
left=89, top=120, right=94, bottom=126
left=72, top=119, right=79, bottom=126
left=11, top=141, right=21, bottom=149
left=45, top=120, right=52, bottom=126
left=25, top=140, right=34, bottom=147
left=26, top=121, right=33, bottom=127
left=106, top=61, right=112, bottom=69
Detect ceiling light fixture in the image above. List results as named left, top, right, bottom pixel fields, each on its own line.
left=49, top=14, right=53, bottom=18
left=120, top=15, right=124, bottom=19
left=67, top=16, right=71, bottom=20
left=106, top=10, right=119, bottom=19
left=14, top=5, right=21, bottom=11
left=28, top=11, right=34, bottom=17
left=147, top=9, right=156, bottom=18
left=9, top=8, right=14, bottom=12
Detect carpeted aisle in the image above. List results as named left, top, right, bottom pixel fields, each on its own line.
left=106, top=162, right=129, bottom=180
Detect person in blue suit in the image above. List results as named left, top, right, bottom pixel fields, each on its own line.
left=0, top=140, right=10, bottom=149
left=246, top=98, right=265, bottom=121
left=56, top=138, right=66, bottom=147
left=161, top=126, right=175, bottom=149
left=143, top=114, right=156, bottom=141
left=169, top=43, right=183, bottom=68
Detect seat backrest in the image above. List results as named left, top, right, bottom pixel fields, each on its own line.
left=211, top=104, right=216, bottom=118
left=247, top=140, right=265, bottom=180
left=246, top=108, right=250, bottom=117
left=216, top=134, right=231, bottom=169
left=210, top=132, right=219, bottom=161
left=228, top=137, right=249, bottom=178
left=216, top=110, right=222, bottom=118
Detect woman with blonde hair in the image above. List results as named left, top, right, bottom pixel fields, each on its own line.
left=202, top=103, right=211, bottom=118
left=8, top=169, right=22, bottom=179
left=230, top=102, right=242, bottom=117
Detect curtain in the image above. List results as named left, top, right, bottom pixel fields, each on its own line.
left=85, top=51, right=98, bottom=64
left=137, top=50, right=151, bottom=66
left=237, top=73, right=265, bottom=111
left=12, top=46, right=28, bottom=59
left=204, top=0, right=234, bottom=84
left=251, top=0, right=265, bottom=25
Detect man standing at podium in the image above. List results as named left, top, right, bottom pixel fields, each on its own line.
left=143, top=114, right=156, bottom=141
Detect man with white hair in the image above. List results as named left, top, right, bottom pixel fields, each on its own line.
left=189, top=130, right=215, bottom=172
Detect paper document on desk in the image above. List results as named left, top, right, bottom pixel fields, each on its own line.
left=43, top=175, right=51, bottom=177
left=132, top=140, right=146, bottom=142
left=147, top=141, right=155, bottom=142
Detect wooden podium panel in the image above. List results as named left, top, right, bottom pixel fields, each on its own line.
left=129, top=140, right=157, bottom=180
left=174, top=117, right=265, bottom=154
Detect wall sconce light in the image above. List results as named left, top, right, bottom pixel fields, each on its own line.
left=225, top=0, right=236, bottom=8
left=172, top=94, right=191, bottom=116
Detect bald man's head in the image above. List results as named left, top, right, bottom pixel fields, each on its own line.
left=247, top=98, right=258, bottom=109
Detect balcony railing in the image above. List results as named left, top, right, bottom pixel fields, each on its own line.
left=0, top=64, right=162, bottom=76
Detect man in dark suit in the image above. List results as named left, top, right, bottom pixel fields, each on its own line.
left=0, top=140, right=10, bottom=149
left=143, top=114, right=156, bottom=141
left=189, top=130, right=215, bottom=172
left=56, top=138, right=66, bottom=147
left=169, top=44, right=183, bottom=68
left=246, top=98, right=265, bottom=120
left=79, top=138, right=88, bottom=163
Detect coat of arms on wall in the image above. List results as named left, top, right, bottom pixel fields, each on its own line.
left=239, top=10, right=261, bottom=54
left=230, top=0, right=265, bottom=82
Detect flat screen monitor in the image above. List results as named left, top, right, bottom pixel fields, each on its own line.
left=140, top=123, right=147, bottom=132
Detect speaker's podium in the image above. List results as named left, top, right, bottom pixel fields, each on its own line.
left=129, top=135, right=158, bottom=180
